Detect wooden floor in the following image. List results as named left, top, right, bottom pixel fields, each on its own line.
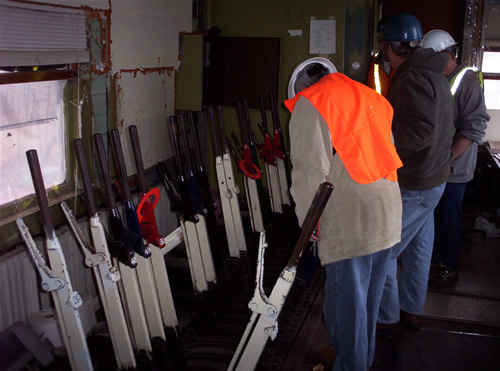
left=281, top=283, right=332, bottom=370
left=279, top=212, right=500, bottom=371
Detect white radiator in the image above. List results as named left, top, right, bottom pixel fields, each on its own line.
left=0, top=247, right=39, bottom=332
left=0, top=184, right=178, bottom=333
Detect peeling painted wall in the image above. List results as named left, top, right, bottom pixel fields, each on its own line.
left=46, top=0, right=192, bottom=174
left=0, top=1, right=192, bottom=262
left=115, top=70, right=176, bottom=174
left=111, top=1, right=189, bottom=69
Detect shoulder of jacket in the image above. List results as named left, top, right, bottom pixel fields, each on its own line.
left=451, top=66, right=483, bottom=94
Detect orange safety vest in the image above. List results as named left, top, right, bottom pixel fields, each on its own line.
left=367, top=56, right=391, bottom=98
left=284, top=73, right=402, bottom=184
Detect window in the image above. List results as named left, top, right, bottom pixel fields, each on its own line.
left=484, top=79, right=500, bottom=110
left=481, top=48, right=500, bottom=109
left=0, top=78, right=66, bottom=205
left=0, top=0, right=89, bottom=224
left=480, top=2, right=500, bottom=110
left=481, top=51, right=500, bottom=73
left=0, top=0, right=89, bottom=67
left=0, top=68, right=80, bottom=224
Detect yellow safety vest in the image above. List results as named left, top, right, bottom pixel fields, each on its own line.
left=450, top=66, right=483, bottom=95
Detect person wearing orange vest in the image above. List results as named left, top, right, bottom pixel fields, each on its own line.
left=285, top=59, right=403, bottom=370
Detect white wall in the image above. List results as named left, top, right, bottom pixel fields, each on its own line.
left=110, top=1, right=191, bottom=175
left=48, top=0, right=192, bottom=174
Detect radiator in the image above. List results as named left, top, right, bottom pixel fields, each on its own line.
left=0, top=247, right=39, bottom=332
left=0, top=184, right=178, bottom=333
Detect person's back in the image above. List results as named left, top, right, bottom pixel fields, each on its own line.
left=285, top=59, right=402, bottom=370
left=389, top=47, right=454, bottom=188
left=376, top=13, right=455, bottom=332
left=422, top=29, right=490, bottom=288
left=286, top=72, right=403, bottom=262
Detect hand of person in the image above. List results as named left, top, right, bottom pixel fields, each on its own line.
left=310, top=233, right=320, bottom=242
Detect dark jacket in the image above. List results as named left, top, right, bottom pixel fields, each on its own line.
left=389, top=48, right=454, bottom=190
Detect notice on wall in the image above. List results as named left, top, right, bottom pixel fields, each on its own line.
left=309, top=19, right=336, bottom=55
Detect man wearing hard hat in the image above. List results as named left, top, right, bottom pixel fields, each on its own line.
left=285, top=57, right=403, bottom=370
left=376, top=14, right=455, bottom=332
left=422, top=29, right=490, bottom=288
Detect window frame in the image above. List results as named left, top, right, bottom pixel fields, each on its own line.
left=0, top=66, right=83, bottom=227
left=481, top=49, right=500, bottom=110
left=479, top=2, right=500, bottom=108
left=0, top=0, right=92, bottom=231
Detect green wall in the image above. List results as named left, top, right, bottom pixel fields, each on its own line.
left=208, top=0, right=345, bottom=127
left=204, top=0, right=372, bottom=192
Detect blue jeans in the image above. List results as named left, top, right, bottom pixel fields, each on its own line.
left=323, top=248, right=392, bottom=370
left=378, top=184, right=446, bottom=324
left=433, top=182, right=467, bottom=270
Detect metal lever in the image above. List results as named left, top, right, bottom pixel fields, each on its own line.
left=16, top=218, right=66, bottom=292
left=61, top=202, right=120, bottom=282
left=247, top=231, right=278, bottom=320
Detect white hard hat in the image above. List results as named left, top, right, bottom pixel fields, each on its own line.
left=287, top=57, right=337, bottom=99
left=422, top=29, right=457, bottom=52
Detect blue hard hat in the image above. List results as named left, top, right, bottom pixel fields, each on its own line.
left=383, top=13, right=423, bottom=42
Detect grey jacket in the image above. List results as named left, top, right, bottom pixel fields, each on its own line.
left=449, top=66, right=490, bottom=183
